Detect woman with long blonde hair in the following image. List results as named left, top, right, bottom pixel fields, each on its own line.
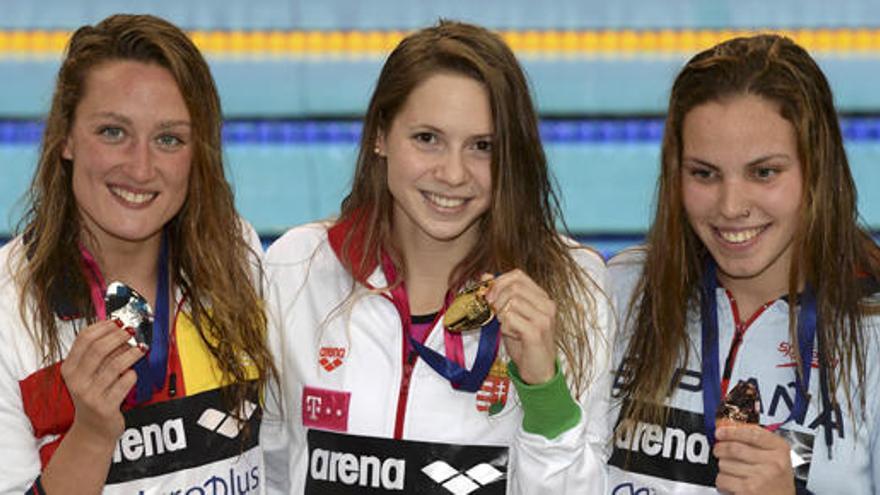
left=262, top=20, right=612, bottom=494
left=608, top=34, right=880, bottom=493
left=0, top=14, right=275, bottom=493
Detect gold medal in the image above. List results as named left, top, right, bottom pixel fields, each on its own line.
left=443, top=279, right=494, bottom=333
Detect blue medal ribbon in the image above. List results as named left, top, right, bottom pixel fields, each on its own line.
left=131, top=232, right=170, bottom=403
left=407, top=319, right=499, bottom=393
left=81, top=231, right=171, bottom=405
left=381, top=256, right=500, bottom=393
left=700, top=259, right=817, bottom=444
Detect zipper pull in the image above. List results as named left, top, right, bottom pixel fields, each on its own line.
left=169, top=372, right=177, bottom=397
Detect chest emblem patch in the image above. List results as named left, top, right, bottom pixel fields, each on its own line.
left=476, top=359, right=510, bottom=415
left=319, top=346, right=346, bottom=372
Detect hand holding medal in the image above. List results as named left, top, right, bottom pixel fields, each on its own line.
left=59, top=304, right=148, bottom=444
left=713, top=381, right=796, bottom=495
left=480, top=270, right=558, bottom=386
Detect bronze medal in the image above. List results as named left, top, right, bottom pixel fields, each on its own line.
left=443, top=279, right=494, bottom=333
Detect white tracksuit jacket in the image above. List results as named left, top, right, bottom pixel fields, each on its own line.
left=260, top=221, right=614, bottom=494
left=606, top=248, right=880, bottom=494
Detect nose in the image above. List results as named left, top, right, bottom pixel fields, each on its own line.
left=434, top=149, right=469, bottom=186
left=123, top=137, right=156, bottom=183
left=718, top=178, right=750, bottom=219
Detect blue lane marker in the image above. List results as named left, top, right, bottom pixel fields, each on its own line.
left=1, top=117, right=880, bottom=145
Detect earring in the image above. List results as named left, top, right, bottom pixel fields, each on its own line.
left=373, top=146, right=380, bottom=155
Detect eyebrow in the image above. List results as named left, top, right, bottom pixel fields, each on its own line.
left=683, top=153, right=793, bottom=169
left=87, top=111, right=191, bottom=130
left=406, top=123, right=494, bottom=139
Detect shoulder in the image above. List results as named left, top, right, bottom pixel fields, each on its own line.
left=0, top=238, right=39, bottom=369
left=606, top=245, right=648, bottom=314
left=560, top=235, right=608, bottom=283
left=607, top=246, right=646, bottom=287
left=237, top=217, right=263, bottom=256
left=265, top=221, right=332, bottom=266
left=607, top=245, right=646, bottom=273
left=0, top=238, right=25, bottom=315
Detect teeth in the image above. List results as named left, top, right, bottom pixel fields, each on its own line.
left=425, top=192, right=466, bottom=209
left=110, top=186, right=156, bottom=205
left=718, top=227, right=763, bottom=244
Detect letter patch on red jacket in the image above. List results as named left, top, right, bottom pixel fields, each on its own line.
left=303, top=386, right=351, bottom=432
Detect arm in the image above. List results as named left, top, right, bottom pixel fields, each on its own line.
left=0, top=317, right=44, bottom=493
left=259, top=265, right=291, bottom=494
left=485, top=252, right=613, bottom=494
left=40, top=321, right=143, bottom=495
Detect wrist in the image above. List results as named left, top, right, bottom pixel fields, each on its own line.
left=66, top=420, right=121, bottom=455
left=515, top=361, right=555, bottom=385
left=509, top=360, right=581, bottom=439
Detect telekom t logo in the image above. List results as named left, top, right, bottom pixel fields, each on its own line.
left=302, top=386, right=351, bottom=432
left=305, top=395, right=323, bottom=421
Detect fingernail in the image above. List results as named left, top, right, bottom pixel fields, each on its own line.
left=137, top=343, right=149, bottom=353
left=124, top=327, right=136, bottom=337
left=112, top=319, right=124, bottom=328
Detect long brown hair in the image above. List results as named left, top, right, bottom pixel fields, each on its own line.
left=336, top=20, right=602, bottom=393
left=617, top=34, right=880, bottom=428
left=15, top=14, right=276, bottom=412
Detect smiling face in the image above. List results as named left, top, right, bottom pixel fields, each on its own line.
left=63, top=60, right=192, bottom=252
left=377, top=71, right=494, bottom=252
left=681, top=93, right=804, bottom=295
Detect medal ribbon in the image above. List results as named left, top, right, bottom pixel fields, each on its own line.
left=701, top=259, right=816, bottom=444
left=80, top=232, right=171, bottom=405
left=381, top=254, right=500, bottom=393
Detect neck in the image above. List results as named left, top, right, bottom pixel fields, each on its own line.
left=82, top=231, right=163, bottom=307
left=717, top=268, right=795, bottom=319
left=393, top=223, right=478, bottom=316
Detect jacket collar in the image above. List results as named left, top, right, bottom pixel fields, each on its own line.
left=328, top=210, right=387, bottom=289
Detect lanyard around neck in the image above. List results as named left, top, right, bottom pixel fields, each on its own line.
left=700, top=260, right=816, bottom=444
left=79, top=232, right=171, bottom=405
left=380, top=253, right=499, bottom=393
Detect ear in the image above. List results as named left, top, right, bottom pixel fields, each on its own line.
left=374, top=130, right=386, bottom=157
left=61, top=135, right=73, bottom=161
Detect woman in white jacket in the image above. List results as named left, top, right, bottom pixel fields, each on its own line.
left=607, top=34, right=880, bottom=494
left=0, top=14, right=275, bottom=494
left=262, top=20, right=613, bottom=494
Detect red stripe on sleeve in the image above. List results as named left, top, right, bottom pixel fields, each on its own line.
left=18, top=363, right=74, bottom=467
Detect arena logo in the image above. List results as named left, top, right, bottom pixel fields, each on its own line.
left=319, top=346, right=346, bottom=372
left=614, top=418, right=710, bottom=465
left=112, top=417, right=187, bottom=463
left=310, top=447, right=406, bottom=490
left=421, top=460, right=504, bottom=495
left=197, top=401, right=257, bottom=439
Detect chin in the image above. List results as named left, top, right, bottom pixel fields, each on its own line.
left=104, top=224, right=165, bottom=244
left=715, top=260, right=769, bottom=280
